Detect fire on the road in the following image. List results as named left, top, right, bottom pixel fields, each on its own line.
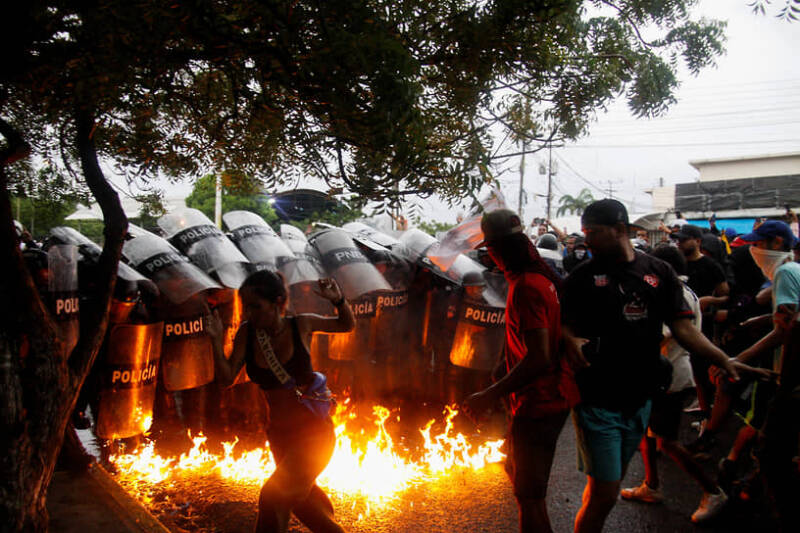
left=110, top=400, right=505, bottom=517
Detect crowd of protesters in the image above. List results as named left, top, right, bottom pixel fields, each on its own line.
left=467, top=202, right=798, bottom=533
left=13, top=199, right=800, bottom=533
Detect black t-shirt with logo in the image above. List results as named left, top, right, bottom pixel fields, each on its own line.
left=562, top=252, right=693, bottom=413
left=686, top=255, right=726, bottom=298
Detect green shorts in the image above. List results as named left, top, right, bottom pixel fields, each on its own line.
left=572, top=401, right=651, bottom=482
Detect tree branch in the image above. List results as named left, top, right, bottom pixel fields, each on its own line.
left=68, top=108, right=127, bottom=390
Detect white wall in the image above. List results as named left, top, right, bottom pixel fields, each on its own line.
left=690, top=153, right=800, bottom=182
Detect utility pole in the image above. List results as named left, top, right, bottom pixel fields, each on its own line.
left=604, top=180, right=617, bottom=199
left=214, top=173, right=222, bottom=228
left=546, top=143, right=553, bottom=220
left=518, top=140, right=527, bottom=219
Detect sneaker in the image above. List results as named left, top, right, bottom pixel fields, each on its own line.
left=690, top=419, right=707, bottom=433
left=620, top=481, right=664, bottom=503
left=691, top=488, right=728, bottom=523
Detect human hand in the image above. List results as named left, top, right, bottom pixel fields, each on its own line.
left=564, top=335, right=590, bottom=370
left=204, top=305, right=225, bottom=343
left=462, top=390, right=494, bottom=425
left=315, top=277, right=344, bottom=303
left=708, top=358, right=775, bottom=386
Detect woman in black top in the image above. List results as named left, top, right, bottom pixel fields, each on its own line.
left=207, top=270, right=354, bottom=533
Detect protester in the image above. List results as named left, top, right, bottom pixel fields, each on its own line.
left=561, top=199, right=747, bottom=533
left=632, top=229, right=652, bottom=253
left=563, top=237, right=589, bottom=273
left=673, top=224, right=729, bottom=429
left=621, top=244, right=750, bottom=524
left=464, top=208, right=578, bottom=533
left=207, top=270, right=353, bottom=533
left=717, top=220, right=800, bottom=531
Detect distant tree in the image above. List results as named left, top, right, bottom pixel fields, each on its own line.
left=185, top=173, right=278, bottom=225
left=63, top=220, right=105, bottom=245
left=10, top=166, right=88, bottom=238
left=12, top=197, right=77, bottom=239
left=416, top=219, right=456, bottom=237
left=749, top=0, right=800, bottom=21
left=556, top=188, right=595, bottom=216
left=288, top=202, right=366, bottom=233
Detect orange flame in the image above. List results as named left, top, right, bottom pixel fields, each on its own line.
left=111, top=400, right=504, bottom=516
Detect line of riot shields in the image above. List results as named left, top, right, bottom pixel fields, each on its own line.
left=34, top=209, right=508, bottom=455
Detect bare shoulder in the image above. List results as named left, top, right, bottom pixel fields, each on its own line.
left=234, top=321, right=250, bottom=342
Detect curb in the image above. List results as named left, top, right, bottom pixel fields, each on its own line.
left=86, top=463, right=171, bottom=533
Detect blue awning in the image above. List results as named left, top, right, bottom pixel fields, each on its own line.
left=688, top=218, right=756, bottom=236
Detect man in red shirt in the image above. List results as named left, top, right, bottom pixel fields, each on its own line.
left=464, top=209, right=579, bottom=533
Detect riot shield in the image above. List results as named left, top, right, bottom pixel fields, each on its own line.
left=324, top=293, right=378, bottom=361
left=49, top=226, right=147, bottom=284
left=374, top=288, right=411, bottom=398
left=398, top=229, right=504, bottom=303
left=398, top=229, right=439, bottom=263
left=449, top=299, right=506, bottom=371
left=279, top=224, right=325, bottom=283
left=46, top=244, right=80, bottom=357
left=158, top=208, right=251, bottom=289
left=309, top=228, right=391, bottom=301
left=123, top=227, right=221, bottom=305
left=157, top=293, right=215, bottom=391
left=278, top=225, right=335, bottom=316
left=95, top=322, right=163, bottom=439
left=342, top=221, right=403, bottom=249
left=223, top=211, right=293, bottom=272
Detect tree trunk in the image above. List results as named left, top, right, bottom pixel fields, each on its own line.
left=0, top=110, right=126, bottom=531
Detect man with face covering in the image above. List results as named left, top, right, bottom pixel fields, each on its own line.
left=463, top=208, right=579, bottom=533
left=564, top=237, right=589, bottom=273
left=717, top=220, right=800, bottom=531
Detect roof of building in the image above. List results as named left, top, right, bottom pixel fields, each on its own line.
left=689, top=151, right=800, bottom=170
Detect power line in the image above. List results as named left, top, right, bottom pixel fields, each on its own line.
left=589, top=117, right=800, bottom=137
left=552, top=153, right=654, bottom=212
left=552, top=152, right=607, bottom=197
left=595, top=105, right=800, bottom=124
left=565, top=138, right=800, bottom=148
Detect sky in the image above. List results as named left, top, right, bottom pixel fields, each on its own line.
left=488, top=0, right=800, bottom=223
left=112, top=1, right=800, bottom=226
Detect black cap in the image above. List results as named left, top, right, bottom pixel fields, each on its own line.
left=476, top=208, right=524, bottom=247
left=673, top=224, right=703, bottom=241
left=581, top=199, right=642, bottom=229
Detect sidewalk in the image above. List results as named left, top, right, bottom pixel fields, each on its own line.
left=47, top=463, right=170, bottom=533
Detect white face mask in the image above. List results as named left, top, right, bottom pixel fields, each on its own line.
left=574, top=249, right=586, bottom=260
left=750, top=246, right=792, bottom=281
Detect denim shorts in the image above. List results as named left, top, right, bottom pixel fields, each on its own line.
left=572, top=401, right=652, bottom=482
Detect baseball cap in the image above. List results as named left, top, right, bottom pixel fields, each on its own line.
left=581, top=199, right=643, bottom=229
left=673, top=224, right=703, bottom=241
left=740, top=220, right=798, bottom=248
left=476, top=208, right=524, bottom=247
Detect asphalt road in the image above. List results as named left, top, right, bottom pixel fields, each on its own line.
left=128, top=410, right=777, bottom=533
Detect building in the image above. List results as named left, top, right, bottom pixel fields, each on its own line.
left=645, top=152, right=800, bottom=234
